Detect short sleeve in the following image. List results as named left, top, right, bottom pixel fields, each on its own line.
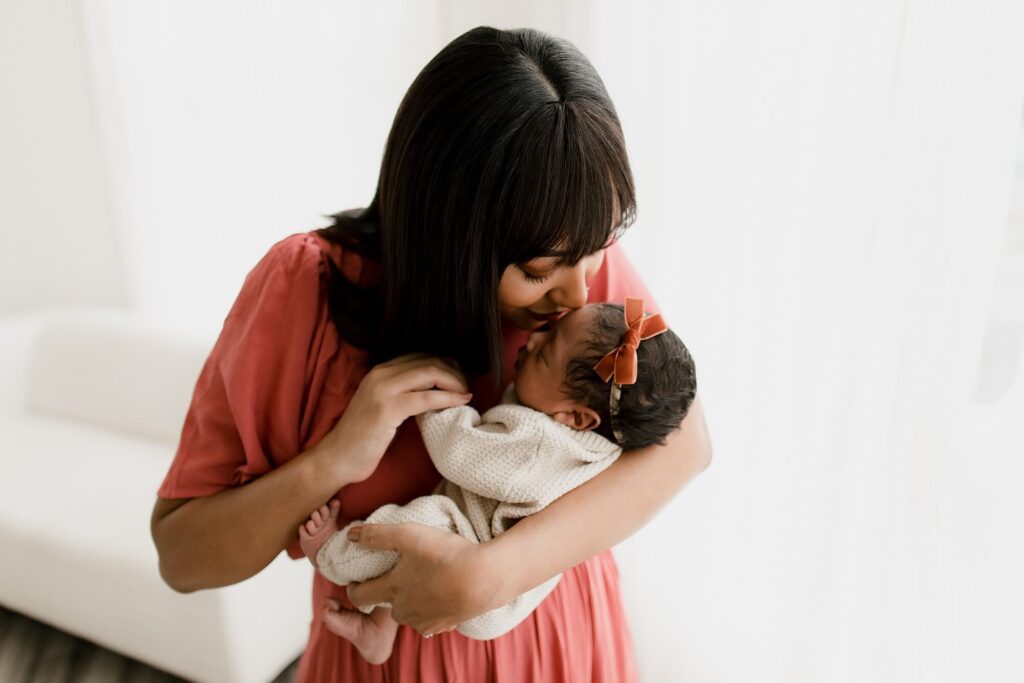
left=156, top=233, right=328, bottom=503
left=587, top=240, right=659, bottom=312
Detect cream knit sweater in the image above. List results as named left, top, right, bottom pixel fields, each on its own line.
left=314, top=384, right=623, bottom=640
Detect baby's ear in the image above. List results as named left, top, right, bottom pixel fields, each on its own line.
left=552, top=407, right=601, bottom=431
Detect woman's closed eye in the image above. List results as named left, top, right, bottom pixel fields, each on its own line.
left=517, top=263, right=554, bottom=283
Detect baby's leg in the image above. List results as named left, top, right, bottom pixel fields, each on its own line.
left=298, top=499, right=341, bottom=569
left=321, top=600, right=399, bottom=665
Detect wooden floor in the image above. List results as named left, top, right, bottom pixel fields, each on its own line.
left=0, top=605, right=299, bottom=683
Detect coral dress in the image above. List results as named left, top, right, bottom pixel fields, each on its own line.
left=156, top=229, right=657, bottom=682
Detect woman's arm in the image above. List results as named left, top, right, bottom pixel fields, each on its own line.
left=151, top=442, right=355, bottom=593
left=483, top=394, right=712, bottom=601
left=345, top=395, right=711, bottom=634
left=151, top=354, right=471, bottom=593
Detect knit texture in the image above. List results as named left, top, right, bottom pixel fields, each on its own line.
left=315, top=383, right=623, bottom=640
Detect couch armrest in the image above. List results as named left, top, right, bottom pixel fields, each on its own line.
left=0, top=310, right=54, bottom=415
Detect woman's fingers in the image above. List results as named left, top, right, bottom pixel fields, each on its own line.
left=400, top=355, right=464, bottom=378
left=399, top=389, right=472, bottom=416
left=370, top=353, right=437, bottom=382
left=348, top=522, right=417, bottom=551
left=345, top=522, right=460, bottom=611
left=375, top=352, right=434, bottom=368
left=394, top=353, right=461, bottom=370
left=388, top=363, right=469, bottom=395
left=376, top=354, right=463, bottom=380
left=346, top=576, right=391, bottom=612
left=343, top=523, right=483, bottom=634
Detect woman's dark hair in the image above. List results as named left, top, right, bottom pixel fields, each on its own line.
left=315, top=26, right=636, bottom=383
left=563, top=304, right=697, bottom=451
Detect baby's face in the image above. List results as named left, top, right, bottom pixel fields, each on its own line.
left=514, top=305, right=598, bottom=418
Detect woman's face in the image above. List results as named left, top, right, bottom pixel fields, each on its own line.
left=498, top=249, right=606, bottom=331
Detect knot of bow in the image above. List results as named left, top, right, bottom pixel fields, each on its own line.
left=593, top=297, right=668, bottom=386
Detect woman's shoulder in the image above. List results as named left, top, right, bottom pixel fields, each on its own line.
left=250, top=229, right=373, bottom=287
left=219, top=230, right=365, bottom=354
left=254, top=230, right=336, bottom=280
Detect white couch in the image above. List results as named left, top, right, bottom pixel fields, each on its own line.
left=0, top=307, right=313, bottom=683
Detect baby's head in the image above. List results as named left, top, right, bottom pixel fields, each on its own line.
left=513, top=302, right=696, bottom=450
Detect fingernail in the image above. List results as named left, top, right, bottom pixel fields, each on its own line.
left=347, top=527, right=362, bottom=541
left=461, top=393, right=473, bottom=399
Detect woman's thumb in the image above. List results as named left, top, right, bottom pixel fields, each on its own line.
left=347, top=522, right=403, bottom=550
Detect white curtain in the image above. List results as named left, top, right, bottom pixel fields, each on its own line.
left=75, top=2, right=1024, bottom=680
left=579, top=2, right=1024, bottom=681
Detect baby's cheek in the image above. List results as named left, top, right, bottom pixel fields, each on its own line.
left=517, top=368, right=559, bottom=412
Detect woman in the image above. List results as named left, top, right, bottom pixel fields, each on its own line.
left=151, top=26, right=711, bottom=681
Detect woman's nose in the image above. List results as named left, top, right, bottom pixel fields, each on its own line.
left=554, top=264, right=590, bottom=309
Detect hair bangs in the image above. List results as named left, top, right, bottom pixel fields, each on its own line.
left=317, top=26, right=639, bottom=385
left=494, top=100, right=636, bottom=268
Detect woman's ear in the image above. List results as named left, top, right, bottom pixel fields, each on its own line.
left=552, top=406, right=601, bottom=431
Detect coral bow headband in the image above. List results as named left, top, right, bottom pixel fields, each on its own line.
left=594, top=297, right=668, bottom=386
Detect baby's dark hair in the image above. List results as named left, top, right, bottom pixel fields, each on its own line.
left=562, top=303, right=697, bottom=451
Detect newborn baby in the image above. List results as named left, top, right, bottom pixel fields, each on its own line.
left=298, top=298, right=697, bottom=664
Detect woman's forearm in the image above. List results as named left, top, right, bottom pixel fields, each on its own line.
left=150, top=442, right=353, bottom=593
left=483, top=395, right=712, bottom=600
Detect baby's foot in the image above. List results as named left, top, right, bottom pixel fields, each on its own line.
left=322, top=600, right=400, bottom=665
left=298, top=499, right=341, bottom=568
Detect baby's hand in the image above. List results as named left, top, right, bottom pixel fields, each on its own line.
left=298, top=499, right=341, bottom=567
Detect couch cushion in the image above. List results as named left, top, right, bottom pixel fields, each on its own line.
left=24, top=309, right=216, bottom=444
left=0, top=411, right=312, bottom=683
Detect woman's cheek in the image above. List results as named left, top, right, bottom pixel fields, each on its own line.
left=587, top=250, right=606, bottom=279
left=499, top=277, right=544, bottom=308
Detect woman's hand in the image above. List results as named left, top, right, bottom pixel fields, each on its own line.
left=316, top=353, right=471, bottom=484
left=344, top=523, right=509, bottom=636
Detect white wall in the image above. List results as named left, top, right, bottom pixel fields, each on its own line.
left=0, top=1, right=595, bottom=326
left=0, top=0, right=124, bottom=314
left=76, top=1, right=446, bottom=329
